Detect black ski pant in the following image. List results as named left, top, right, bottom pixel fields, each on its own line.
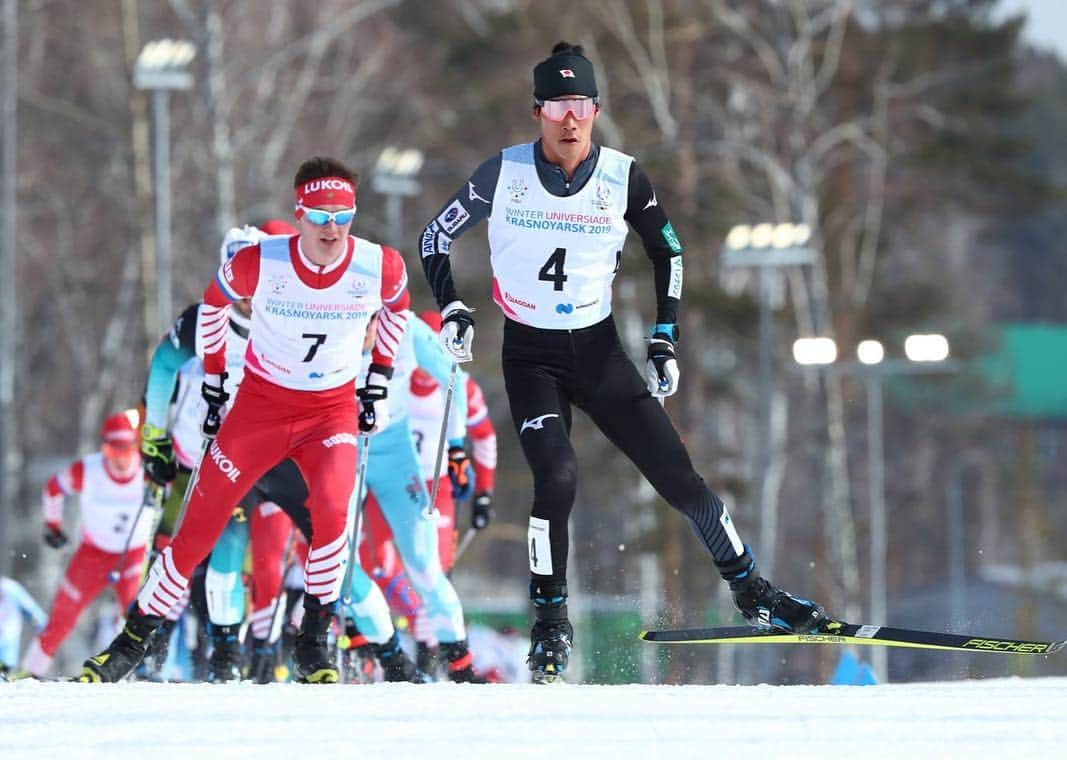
left=501, top=315, right=746, bottom=588
left=238, top=458, right=313, bottom=541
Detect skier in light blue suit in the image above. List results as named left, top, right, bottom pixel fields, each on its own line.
left=342, top=311, right=481, bottom=682
left=0, top=576, right=47, bottom=678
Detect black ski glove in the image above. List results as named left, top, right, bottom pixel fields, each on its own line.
left=471, top=492, right=493, bottom=530
left=357, top=365, right=392, bottom=434
left=201, top=372, right=230, bottom=438
left=141, top=423, right=177, bottom=486
left=44, top=525, right=68, bottom=549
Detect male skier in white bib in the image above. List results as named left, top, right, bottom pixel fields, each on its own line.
left=80, top=157, right=408, bottom=684
left=419, top=42, right=831, bottom=682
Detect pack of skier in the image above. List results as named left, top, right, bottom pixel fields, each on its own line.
left=6, top=51, right=833, bottom=680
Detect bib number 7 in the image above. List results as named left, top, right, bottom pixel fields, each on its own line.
left=301, top=333, right=327, bottom=362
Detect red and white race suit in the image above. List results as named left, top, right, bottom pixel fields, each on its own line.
left=27, top=454, right=148, bottom=671
left=137, top=234, right=409, bottom=616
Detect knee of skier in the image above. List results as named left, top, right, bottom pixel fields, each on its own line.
left=531, top=457, right=577, bottom=509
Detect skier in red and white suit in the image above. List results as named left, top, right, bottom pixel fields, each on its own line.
left=80, top=157, right=409, bottom=684
left=22, top=411, right=150, bottom=677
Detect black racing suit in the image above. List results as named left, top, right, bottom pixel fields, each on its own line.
left=419, top=141, right=749, bottom=595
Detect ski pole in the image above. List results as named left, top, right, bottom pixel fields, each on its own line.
left=170, top=400, right=225, bottom=537
left=427, top=362, right=459, bottom=518
left=107, top=481, right=164, bottom=583
left=340, top=434, right=371, bottom=606
left=170, top=436, right=212, bottom=537
left=452, top=527, right=478, bottom=565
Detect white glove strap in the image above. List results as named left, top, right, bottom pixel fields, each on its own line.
left=365, top=370, right=390, bottom=389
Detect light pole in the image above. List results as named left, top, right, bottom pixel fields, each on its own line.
left=133, top=38, right=195, bottom=333
left=371, top=147, right=423, bottom=248
left=720, top=223, right=815, bottom=579
left=794, top=333, right=956, bottom=682
left=0, top=0, right=17, bottom=578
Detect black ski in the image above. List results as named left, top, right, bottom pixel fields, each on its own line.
left=640, top=620, right=1066, bottom=655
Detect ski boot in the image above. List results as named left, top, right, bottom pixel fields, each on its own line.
left=77, top=608, right=162, bottom=682
left=207, top=624, right=244, bottom=683
left=441, top=639, right=486, bottom=683
left=528, top=578, right=572, bottom=684
left=248, top=638, right=279, bottom=684
left=375, top=633, right=430, bottom=683
left=416, top=641, right=439, bottom=680
left=719, top=549, right=826, bottom=633
left=279, top=619, right=298, bottom=677
left=137, top=618, right=175, bottom=681
left=336, top=619, right=377, bottom=683
left=292, top=596, right=338, bottom=684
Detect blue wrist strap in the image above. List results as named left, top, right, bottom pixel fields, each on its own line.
left=652, top=323, right=677, bottom=339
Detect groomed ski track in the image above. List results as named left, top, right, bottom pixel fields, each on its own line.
left=3, top=677, right=1066, bottom=758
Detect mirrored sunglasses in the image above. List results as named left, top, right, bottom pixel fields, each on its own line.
left=537, top=97, right=598, bottom=122
left=298, top=205, right=357, bottom=226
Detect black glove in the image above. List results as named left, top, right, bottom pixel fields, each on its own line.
left=141, top=423, right=177, bottom=486
left=645, top=325, right=680, bottom=398
left=201, top=372, right=230, bottom=438
left=357, top=365, right=392, bottom=434
left=471, top=492, right=493, bottom=530
left=447, top=445, right=473, bottom=501
left=44, top=525, right=68, bottom=549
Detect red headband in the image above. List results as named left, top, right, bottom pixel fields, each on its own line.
left=295, top=176, right=356, bottom=216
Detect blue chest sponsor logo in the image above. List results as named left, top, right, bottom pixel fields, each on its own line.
left=555, top=303, right=574, bottom=315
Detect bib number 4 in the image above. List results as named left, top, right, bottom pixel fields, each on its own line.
left=538, top=248, right=568, bottom=291
left=536, top=248, right=622, bottom=291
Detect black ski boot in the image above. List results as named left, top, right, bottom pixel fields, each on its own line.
left=293, top=597, right=338, bottom=684
left=528, top=578, right=572, bottom=684
left=441, top=639, right=486, bottom=683
left=248, top=638, right=278, bottom=684
left=337, top=619, right=377, bottom=684
left=416, top=641, right=439, bottom=680
left=718, top=549, right=826, bottom=633
left=375, top=633, right=430, bottom=683
left=77, top=608, right=162, bottom=683
left=137, top=618, right=175, bottom=681
left=207, top=624, right=244, bottom=683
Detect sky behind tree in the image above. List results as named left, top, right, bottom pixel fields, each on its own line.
left=999, top=0, right=1067, bottom=59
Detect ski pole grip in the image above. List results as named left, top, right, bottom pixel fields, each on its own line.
left=203, top=405, right=223, bottom=438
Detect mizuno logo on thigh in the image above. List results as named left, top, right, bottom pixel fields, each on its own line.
left=521, top=413, right=559, bottom=434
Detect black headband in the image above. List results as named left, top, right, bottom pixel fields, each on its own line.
left=533, top=52, right=598, bottom=101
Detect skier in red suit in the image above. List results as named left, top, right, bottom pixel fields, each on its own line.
left=80, top=156, right=409, bottom=684
left=23, top=411, right=149, bottom=677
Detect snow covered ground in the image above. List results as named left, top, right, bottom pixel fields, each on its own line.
left=3, top=677, right=1066, bottom=759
